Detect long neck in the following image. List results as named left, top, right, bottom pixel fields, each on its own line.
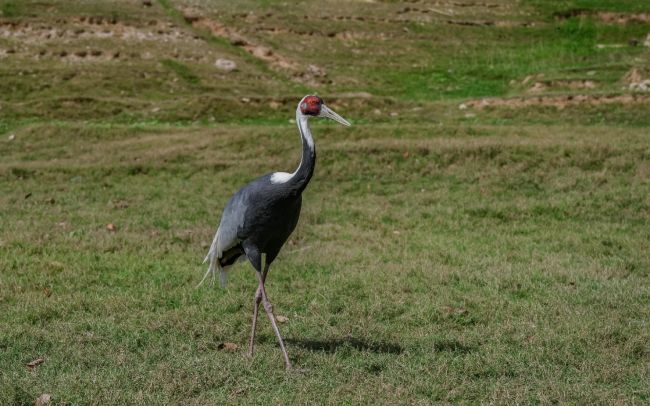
left=287, top=111, right=316, bottom=193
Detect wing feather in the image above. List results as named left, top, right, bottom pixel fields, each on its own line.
left=199, top=190, right=248, bottom=288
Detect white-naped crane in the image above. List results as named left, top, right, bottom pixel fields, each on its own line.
left=199, top=95, right=351, bottom=369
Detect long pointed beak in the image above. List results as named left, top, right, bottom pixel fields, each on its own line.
left=320, top=104, right=351, bottom=126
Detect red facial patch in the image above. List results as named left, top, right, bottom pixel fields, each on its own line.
left=300, top=95, right=323, bottom=116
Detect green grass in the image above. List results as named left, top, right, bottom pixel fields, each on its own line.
left=0, top=1, right=20, bottom=18
left=527, top=0, right=650, bottom=14
left=161, top=59, right=201, bottom=86
left=1, top=0, right=650, bottom=403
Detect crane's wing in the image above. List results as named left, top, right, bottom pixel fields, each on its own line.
left=198, top=191, right=248, bottom=288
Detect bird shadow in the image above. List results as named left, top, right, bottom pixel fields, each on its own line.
left=283, top=337, right=403, bottom=354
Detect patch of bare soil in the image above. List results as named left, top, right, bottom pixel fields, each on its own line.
left=253, top=26, right=391, bottom=41
left=391, top=2, right=536, bottom=26
left=464, top=93, right=650, bottom=109
left=623, top=68, right=650, bottom=92
left=1, top=45, right=207, bottom=64
left=451, top=2, right=501, bottom=8
left=182, top=8, right=327, bottom=85
left=445, top=19, right=536, bottom=27
left=594, top=11, right=650, bottom=24
left=623, top=68, right=644, bottom=84
left=528, top=80, right=597, bottom=93
left=54, top=49, right=116, bottom=62
left=0, top=47, right=15, bottom=58
left=0, top=17, right=198, bottom=44
left=258, top=25, right=389, bottom=41
left=0, top=45, right=181, bottom=63
left=291, top=6, right=532, bottom=27
left=0, top=17, right=213, bottom=63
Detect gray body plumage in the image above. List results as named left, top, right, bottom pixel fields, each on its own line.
left=203, top=174, right=303, bottom=286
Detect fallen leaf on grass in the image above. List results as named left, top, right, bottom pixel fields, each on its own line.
left=217, top=342, right=239, bottom=351
left=35, top=393, right=51, bottom=405
left=231, top=388, right=246, bottom=396
left=26, top=358, right=44, bottom=370
left=276, top=315, right=289, bottom=323
left=111, top=200, right=129, bottom=209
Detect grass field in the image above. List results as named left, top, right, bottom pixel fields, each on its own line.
left=1, top=0, right=650, bottom=404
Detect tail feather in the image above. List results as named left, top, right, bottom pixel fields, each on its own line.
left=198, top=229, right=228, bottom=289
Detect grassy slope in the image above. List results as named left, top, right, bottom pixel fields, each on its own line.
left=1, top=0, right=649, bottom=404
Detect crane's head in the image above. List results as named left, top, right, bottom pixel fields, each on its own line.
left=299, top=95, right=351, bottom=126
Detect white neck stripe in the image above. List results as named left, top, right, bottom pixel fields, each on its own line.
left=270, top=110, right=314, bottom=184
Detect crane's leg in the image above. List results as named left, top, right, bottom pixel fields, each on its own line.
left=248, top=258, right=269, bottom=358
left=255, top=268, right=292, bottom=370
